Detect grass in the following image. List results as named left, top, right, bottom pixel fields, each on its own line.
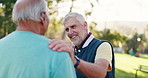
left=115, top=53, right=148, bottom=78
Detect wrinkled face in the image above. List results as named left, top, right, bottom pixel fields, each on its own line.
left=64, top=17, right=87, bottom=46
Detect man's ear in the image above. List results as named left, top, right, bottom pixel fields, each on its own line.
left=40, top=11, right=49, bottom=28
left=40, top=11, right=46, bottom=24
left=84, top=21, right=88, bottom=29
left=40, top=11, right=49, bottom=33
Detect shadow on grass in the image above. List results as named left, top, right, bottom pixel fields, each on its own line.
left=115, top=68, right=146, bottom=78
left=139, top=56, right=148, bottom=59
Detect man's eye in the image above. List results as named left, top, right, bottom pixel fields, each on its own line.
left=65, top=28, right=69, bottom=32
left=72, top=25, right=76, bottom=29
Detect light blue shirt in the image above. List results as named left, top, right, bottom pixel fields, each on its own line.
left=0, top=31, right=76, bottom=78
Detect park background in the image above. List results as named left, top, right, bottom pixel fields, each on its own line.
left=0, top=0, right=148, bottom=78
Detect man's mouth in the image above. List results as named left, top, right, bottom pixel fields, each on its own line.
left=71, top=35, right=77, bottom=39
left=69, top=33, right=78, bottom=40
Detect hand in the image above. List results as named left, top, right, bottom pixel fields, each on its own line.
left=48, top=39, right=76, bottom=64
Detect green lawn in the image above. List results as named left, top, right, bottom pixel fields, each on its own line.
left=115, top=53, right=148, bottom=78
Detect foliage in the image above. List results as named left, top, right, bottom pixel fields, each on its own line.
left=0, top=0, right=100, bottom=39
left=98, top=29, right=128, bottom=47
left=0, top=0, right=62, bottom=39
left=89, top=21, right=148, bottom=54
left=89, top=23, right=128, bottom=47
left=0, top=1, right=17, bottom=38
left=89, top=22, right=100, bottom=38
left=0, top=0, right=147, bottom=55
left=45, top=18, right=63, bottom=39
left=126, top=33, right=147, bottom=54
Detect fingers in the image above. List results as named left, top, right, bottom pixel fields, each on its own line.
left=48, top=39, right=74, bottom=53
left=48, top=39, right=68, bottom=51
left=52, top=44, right=64, bottom=51
left=57, top=48, right=66, bottom=52
left=48, top=39, right=61, bottom=45
left=48, top=39, right=75, bottom=64
left=49, top=39, right=62, bottom=48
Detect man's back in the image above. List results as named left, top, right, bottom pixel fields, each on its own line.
left=0, top=31, right=76, bottom=78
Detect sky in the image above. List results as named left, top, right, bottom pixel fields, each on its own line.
left=1, top=0, right=147, bottom=22
left=1, top=0, right=147, bottom=34
left=57, top=0, right=148, bottom=35
left=58, top=0, right=148, bottom=22
left=92, top=0, right=148, bottom=22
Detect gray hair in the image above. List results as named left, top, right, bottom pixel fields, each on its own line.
left=12, top=0, right=49, bottom=23
left=62, top=13, right=85, bottom=25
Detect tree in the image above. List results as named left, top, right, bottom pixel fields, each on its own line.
left=45, top=18, right=63, bottom=39
left=126, top=33, right=147, bottom=54
left=0, top=0, right=16, bottom=38
left=0, top=0, right=100, bottom=39
left=89, top=22, right=128, bottom=47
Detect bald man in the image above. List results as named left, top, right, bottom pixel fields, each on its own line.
left=0, top=0, right=76, bottom=78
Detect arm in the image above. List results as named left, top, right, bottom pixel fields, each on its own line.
left=75, top=58, right=109, bottom=78
left=48, top=39, right=112, bottom=78
left=75, top=42, right=112, bottom=78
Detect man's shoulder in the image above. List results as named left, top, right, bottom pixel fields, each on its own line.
left=52, top=51, right=70, bottom=60
left=93, top=38, right=111, bottom=45
left=37, top=36, right=50, bottom=43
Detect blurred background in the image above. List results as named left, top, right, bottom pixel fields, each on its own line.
left=0, top=0, right=148, bottom=78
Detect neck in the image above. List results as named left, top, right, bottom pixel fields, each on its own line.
left=77, top=32, right=89, bottom=48
left=17, top=20, right=45, bottom=35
